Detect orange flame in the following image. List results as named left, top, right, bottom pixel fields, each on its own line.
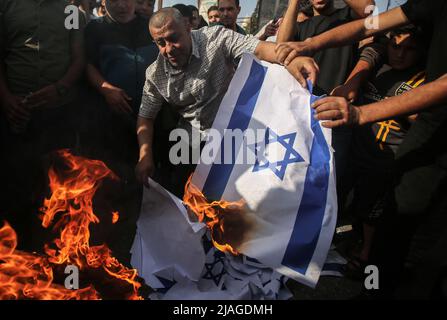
left=183, top=176, right=246, bottom=255
left=0, top=150, right=143, bottom=300
left=112, top=212, right=119, bottom=224
left=0, top=222, right=100, bottom=300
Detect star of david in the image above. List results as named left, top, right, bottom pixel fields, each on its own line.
left=247, top=128, right=304, bottom=180
left=202, top=250, right=227, bottom=286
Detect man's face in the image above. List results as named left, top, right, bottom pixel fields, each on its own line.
left=191, top=10, right=200, bottom=29
left=150, top=18, right=192, bottom=69
left=388, top=33, right=422, bottom=70
left=208, top=9, right=220, bottom=23
left=218, top=0, right=240, bottom=29
left=106, top=0, right=136, bottom=23
left=135, top=0, right=154, bottom=19
left=311, top=0, right=331, bottom=12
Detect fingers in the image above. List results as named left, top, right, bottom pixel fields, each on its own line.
left=138, top=169, right=152, bottom=188
left=311, top=96, right=358, bottom=128
left=8, top=103, right=31, bottom=121
left=108, top=91, right=133, bottom=114
left=284, top=49, right=299, bottom=66
left=123, top=92, right=132, bottom=101
left=286, top=57, right=319, bottom=89
left=275, top=43, right=294, bottom=65
left=6, top=100, right=31, bottom=130
left=314, top=109, right=344, bottom=121
left=27, top=89, right=45, bottom=102
left=295, top=70, right=306, bottom=89
left=303, top=61, right=319, bottom=86
left=26, top=99, right=47, bottom=109
left=312, top=96, right=339, bottom=109
left=120, top=98, right=133, bottom=114
left=26, top=87, right=55, bottom=108
left=321, top=119, right=346, bottom=128
left=142, top=175, right=150, bottom=188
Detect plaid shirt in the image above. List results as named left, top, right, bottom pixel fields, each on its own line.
left=139, top=26, right=259, bottom=135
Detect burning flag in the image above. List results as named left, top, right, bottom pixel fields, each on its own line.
left=186, top=54, right=337, bottom=288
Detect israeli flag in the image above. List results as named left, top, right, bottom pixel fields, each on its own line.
left=191, top=53, right=337, bottom=287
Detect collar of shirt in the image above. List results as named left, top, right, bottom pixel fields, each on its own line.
left=163, top=33, right=201, bottom=76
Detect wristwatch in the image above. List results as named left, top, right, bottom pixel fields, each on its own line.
left=55, top=82, right=68, bottom=96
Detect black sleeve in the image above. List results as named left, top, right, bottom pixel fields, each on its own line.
left=293, top=22, right=303, bottom=42
left=401, top=0, right=441, bottom=25
left=84, top=21, right=100, bottom=67
left=0, top=0, right=8, bottom=59
left=359, top=37, right=388, bottom=74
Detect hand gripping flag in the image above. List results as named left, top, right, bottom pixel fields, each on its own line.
left=189, top=53, right=337, bottom=287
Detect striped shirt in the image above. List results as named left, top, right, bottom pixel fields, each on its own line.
left=139, top=25, right=259, bottom=136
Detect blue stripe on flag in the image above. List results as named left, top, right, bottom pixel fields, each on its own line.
left=202, top=59, right=267, bottom=200
left=281, top=81, right=331, bottom=275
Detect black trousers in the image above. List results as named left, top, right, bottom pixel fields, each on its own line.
left=369, top=115, right=447, bottom=298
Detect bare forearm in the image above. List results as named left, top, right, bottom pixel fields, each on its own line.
left=359, top=75, right=447, bottom=125
left=277, top=0, right=300, bottom=43
left=254, top=41, right=279, bottom=63
left=310, top=7, right=409, bottom=52
left=345, top=0, right=375, bottom=18
left=59, top=41, right=85, bottom=88
left=86, top=63, right=110, bottom=94
left=345, top=60, right=373, bottom=89
left=137, top=116, right=155, bottom=160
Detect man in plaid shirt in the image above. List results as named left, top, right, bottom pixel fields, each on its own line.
left=136, top=7, right=318, bottom=189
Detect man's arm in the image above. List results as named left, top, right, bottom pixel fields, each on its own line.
left=312, top=74, right=447, bottom=128
left=254, top=41, right=319, bottom=88
left=276, top=0, right=300, bottom=43
left=27, top=21, right=86, bottom=109
left=258, top=20, right=280, bottom=41
left=0, top=61, right=31, bottom=132
left=345, top=0, right=375, bottom=19
left=276, top=7, right=410, bottom=65
left=135, top=116, right=155, bottom=187
left=219, top=26, right=318, bottom=88
left=86, top=63, right=133, bottom=114
left=331, top=40, right=386, bottom=101
left=135, top=77, right=163, bottom=186
left=58, top=29, right=86, bottom=89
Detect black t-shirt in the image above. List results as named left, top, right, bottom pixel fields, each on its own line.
left=294, top=7, right=358, bottom=94
left=85, top=15, right=159, bottom=113
left=353, top=65, right=425, bottom=171
left=397, top=0, right=447, bottom=166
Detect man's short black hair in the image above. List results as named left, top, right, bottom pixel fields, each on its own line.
left=218, top=0, right=240, bottom=8
left=188, top=5, right=199, bottom=14
left=172, top=3, right=193, bottom=19
left=390, top=25, right=428, bottom=48
left=207, top=5, right=218, bottom=14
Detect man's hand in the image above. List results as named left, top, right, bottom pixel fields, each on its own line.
left=312, top=96, right=362, bottom=128
left=259, top=20, right=280, bottom=41
left=1, top=93, right=31, bottom=133
left=285, top=56, right=319, bottom=89
left=100, top=82, right=133, bottom=114
left=275, top=39, right=316, bottom=66
left=331, top=83, right=359, bottom=103
left=135, top=154, right=155, bottom=188
left=26, top=84, right=60, bottom=109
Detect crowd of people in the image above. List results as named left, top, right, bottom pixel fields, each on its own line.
left=0, top=0, right=446, bottom=299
